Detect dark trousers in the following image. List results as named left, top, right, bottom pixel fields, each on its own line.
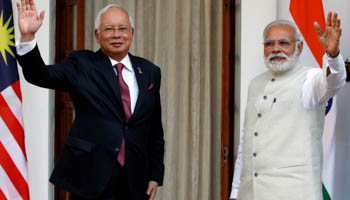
left=71, top=163, right=132, bottom=200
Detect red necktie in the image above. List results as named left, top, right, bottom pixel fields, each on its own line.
left=115, top=63, right=131, bottom=166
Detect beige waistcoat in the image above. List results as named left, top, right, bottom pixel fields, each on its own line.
left=238, top=64, right=325, bottom=200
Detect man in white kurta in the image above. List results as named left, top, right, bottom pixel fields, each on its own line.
left=230, top=12, right=345, bottom=200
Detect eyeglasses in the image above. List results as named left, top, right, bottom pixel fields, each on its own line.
left=102, top=25, right=131, bottom=35
left=263, top=39, right=298, bottom=49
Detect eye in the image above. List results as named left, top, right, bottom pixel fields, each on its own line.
left=278, top=40, right=290, bottom=47
left=118, top=27, right=128, bottom=33
left=104, top=27, right=114, bottom=32
left=264, top=41, right=274, bottom=47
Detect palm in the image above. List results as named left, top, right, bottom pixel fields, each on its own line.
left=314, top=11, right=342, bottom=57
left=17, top=0, right=44, bottom=41
left=19, top=9, right=41, bottom=34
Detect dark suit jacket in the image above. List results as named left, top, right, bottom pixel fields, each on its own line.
left=16, top=46, right=165, bottom=199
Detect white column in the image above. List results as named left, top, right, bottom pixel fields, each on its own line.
left=12, top=0, right=55, bottom=199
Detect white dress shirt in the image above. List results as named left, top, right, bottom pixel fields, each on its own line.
left=16, top=39, right=139, bottom=113
left=230, top=53, right=346, bottom=199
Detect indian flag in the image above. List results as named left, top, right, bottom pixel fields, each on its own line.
left=289, top=0, right=334, bottom=199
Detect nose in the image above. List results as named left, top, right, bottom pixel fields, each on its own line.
left=271, top=43, right=281, bottom=53
left=111, top=29, right=121, bottom=37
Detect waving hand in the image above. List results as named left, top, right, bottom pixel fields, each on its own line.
left=314, top=11, right=342, bottom=58
left=17, top=0, right=45, bottom=42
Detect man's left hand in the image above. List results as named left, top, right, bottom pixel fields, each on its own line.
left=146, top=181, right=158, bottom=200
left=314, top=11, right=342, bottom=58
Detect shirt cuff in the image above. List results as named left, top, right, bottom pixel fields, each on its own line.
left=323, top=53, right=344, bottom=74
left=229, top=188, right=239, bottom=199
left=16, top=38, right=37, bottom=56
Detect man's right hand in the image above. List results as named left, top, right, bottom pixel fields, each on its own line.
left=16, top=0, right=45, bottom=42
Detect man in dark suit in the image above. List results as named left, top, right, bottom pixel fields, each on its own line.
left=16, top=0, right=164, bottom=199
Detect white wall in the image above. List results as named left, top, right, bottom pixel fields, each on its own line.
left=236, top=0, right=276, bottom=150
left=12, top=0, right=55, bottom=199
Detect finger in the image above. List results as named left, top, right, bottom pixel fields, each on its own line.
left=146, top=186, right=152, bottom=195
left=30, top=0, right=36, bottom=12
left=16, top=2, right=22, bottom=13
left=21, top=0, right=26, bottom=11
left=313, top=22, right=322, bottom=37
left=332, top=12, right=338, bottom=28
left=39, top=11, right=45, bottom=22
left=149, top=188, right=156, bottom=200
left=326, top=11, right=332, bottom=27
left=25, top=0, right=30, bottom=11
left=335, top=18, right=341, bottom=32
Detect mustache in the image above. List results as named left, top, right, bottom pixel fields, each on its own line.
left=266, top=53, right=288, bottom=62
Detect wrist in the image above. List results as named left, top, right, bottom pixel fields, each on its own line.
left=326, top=50, right=340, bottom=58
left=21, top=34, right=35, bottom=42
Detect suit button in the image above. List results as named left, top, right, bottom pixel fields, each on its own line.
left=115, top=148, right=120, bottom=152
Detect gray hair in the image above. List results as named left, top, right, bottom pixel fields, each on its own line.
left=263, top=20, right=303, bottom=42
left=94, top=4, right=134, bottom=31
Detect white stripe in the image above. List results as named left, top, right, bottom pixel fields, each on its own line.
left=0, top=165, right=22, bottom=200
left=0, top=118, right=28, bottom=182
left=1, top=86, right=24, bottom=127
left=322, top=97, right=337, bottom=199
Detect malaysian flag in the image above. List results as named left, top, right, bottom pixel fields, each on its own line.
left=0, top=0, right=30, bottom=199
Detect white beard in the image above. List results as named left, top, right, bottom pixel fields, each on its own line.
left=264, top=50, right=299, bottom=73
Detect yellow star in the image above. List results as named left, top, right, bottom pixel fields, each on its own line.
left=0, top=10, right=15, bottom=66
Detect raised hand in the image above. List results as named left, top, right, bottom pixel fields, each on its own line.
left=16, top=0, right=45, bottom=42
left=314, top=11, right=342, bottom=58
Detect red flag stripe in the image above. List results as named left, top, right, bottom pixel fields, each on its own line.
left=0, top=119, right=28, bottom=180
left=0, top=94, right=26, bottom=158
left=2, top=85, right=24, bottom=128
left=0, top=189, right=8, bottom=200
left=290, top=0, right=326, bottom=67
left=11, top=81, right=22, bottom=102
left=0, top=142, right=29, bottom=200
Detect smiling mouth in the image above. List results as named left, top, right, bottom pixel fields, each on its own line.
left=111, top=42, right=123, bottom=47
left=270, top=56, right=286, bottom=62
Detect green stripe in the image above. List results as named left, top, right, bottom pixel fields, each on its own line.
left=322, top=183, right=332, bottom=200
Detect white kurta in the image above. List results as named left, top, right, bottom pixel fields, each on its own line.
left=231, top=54, right=346, bottom=200
left=238, top=63, right=325, bottom=200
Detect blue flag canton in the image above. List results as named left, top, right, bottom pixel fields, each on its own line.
left=0, top=0, right=19, bottom=92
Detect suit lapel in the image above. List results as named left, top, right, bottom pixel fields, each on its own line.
left=92, top=50, right=124, bottom=120
left=129, top=54, right=149, bottom=121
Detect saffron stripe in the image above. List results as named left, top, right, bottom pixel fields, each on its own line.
left=290, top=0, right=325, bottom=67
left=0, top=142, right=29, bottom=200
left=0, top=94, right=26, bottom=157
